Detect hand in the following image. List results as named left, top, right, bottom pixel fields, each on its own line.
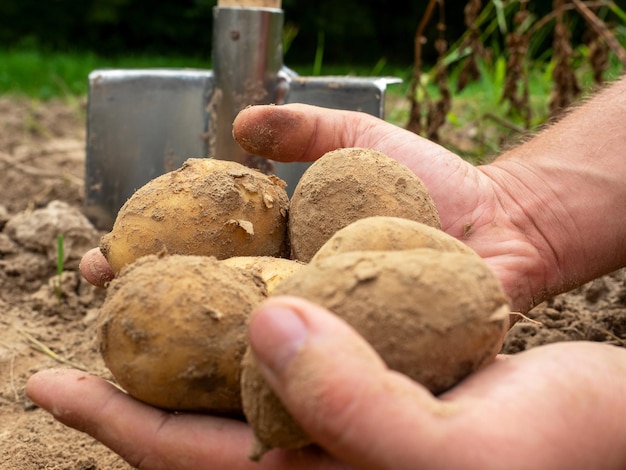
left=233, top=104, right=549, bottom=314
left=27, top=296, right=626, bottom=469
left=82, top=103, right=551, bottom=313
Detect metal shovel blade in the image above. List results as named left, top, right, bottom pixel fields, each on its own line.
left=84, top=6, right=400, bottom=230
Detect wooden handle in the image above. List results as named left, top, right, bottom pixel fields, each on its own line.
left=217, top=0, right=281, bottom=7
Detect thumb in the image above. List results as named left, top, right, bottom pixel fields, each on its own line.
left=232, top=103, right=453, bottom=167
left=248, top=296, right=457, bottom=469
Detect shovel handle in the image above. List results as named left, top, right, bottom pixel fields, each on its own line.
left=218, top=0, right=281, bottom=7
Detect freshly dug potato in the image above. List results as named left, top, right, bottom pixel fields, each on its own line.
left=100, top=158, right=290, bottom=274
left=242, top=248, right=509, bottom=456
left=221, top=256, right=304, bottom=294
left=241, top=348, right=313, bottom=461
left=313, top=216, right=477, bottom=261
left=289, top=148, right=441, bottom=262
left=98, top=254, right=267, bottom=413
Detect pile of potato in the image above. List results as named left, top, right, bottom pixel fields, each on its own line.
left=96, top=148, right=509, bottom=460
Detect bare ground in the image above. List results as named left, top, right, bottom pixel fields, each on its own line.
left=0, top=96, right=624, bottom=469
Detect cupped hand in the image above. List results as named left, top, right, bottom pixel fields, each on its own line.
left=27, top=296, right=626, bottom=469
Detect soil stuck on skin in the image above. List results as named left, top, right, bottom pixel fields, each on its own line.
left=0, top=96, right=624, bottom=469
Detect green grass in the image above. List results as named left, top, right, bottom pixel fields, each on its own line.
left=0, top=49, right=212, bottom=100
left=53, top=235, right=65, bottom=305
left=0, top=48, right=414, bottom=100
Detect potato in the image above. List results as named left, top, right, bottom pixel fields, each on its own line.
left=241, top=248, right=509, bottom=456
left=221, top=256, right=304, bottom=294
left=289, top=147, right=441, bottom=262
left=100, top=158, right=290, bottom=274
left=313, top=216, right=477, bottom=261
left=242, top=348, right=312, bottom=460
left=98, top=254, right=267, bottom=413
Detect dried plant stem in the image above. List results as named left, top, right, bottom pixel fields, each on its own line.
left=406, top=0, right=451, bottom=142
left=457, top=0, right=483, bottom=91
left=501, top=0, right=531, bottom=128
left=407, top=0, right=438, bottom=135
left=15, top=326, right=88, bottom=372
left=550, top=0, right=581, bottom=115
left=483, top=112, right=528, bottom=134
left=0, top=151, right=83, bottom=187
left=529, top=0, right=610, bottom=33
left=572, top=0, right=626, bottom=66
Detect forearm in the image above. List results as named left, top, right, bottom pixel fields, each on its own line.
left=483, top=76, right=626, bottom=302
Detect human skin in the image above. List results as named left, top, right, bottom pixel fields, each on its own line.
left=28, top=77, right=626, bottom=469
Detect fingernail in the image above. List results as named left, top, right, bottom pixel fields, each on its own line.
left=249, top=301, right=308, bottom=376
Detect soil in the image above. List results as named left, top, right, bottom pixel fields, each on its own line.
left=0, top=96, right=624, bottom=469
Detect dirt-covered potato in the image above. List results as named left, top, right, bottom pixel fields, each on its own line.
left=241, top=248, right=509, bottom=456
left=98, top=254, right=267, bottom=413
left=100, top=158, right=290, bottom=274
left=221, top=256, right=304, bottom=294
left=241, top=348, right=313, bottom=460
left=312, top=216, right=476, bottom=261
left=289, top=148, right=441, bottom=262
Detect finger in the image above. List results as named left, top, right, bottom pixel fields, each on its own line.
left=26, top=369, right=346, bottom=470
left=232, top=103, right=455, bottom=169
left=79, top=248, right=114, bottom=287
left=248, top=296, right=460, bottom=469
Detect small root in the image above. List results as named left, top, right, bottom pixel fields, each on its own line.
left=598, top=328, right=626, bottom=347
left=509, top=311, right=543, bottom=326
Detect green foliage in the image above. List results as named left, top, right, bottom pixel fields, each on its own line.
left=56, top=235, right=65, bottom=278
left=610, top=2, right=626, bottom=23
left=0, top=49, right=210, bottom=99
left=54, top=235, right=65, bottom=303
left=0, top=50, right=96, bottom=99
left=2, top=0, right=623, bottom=68
left=312, top=31, right=325, bottom=76
left=430, top=44, right=624, bottom=163
left=0, top=0, right=470, bottom=65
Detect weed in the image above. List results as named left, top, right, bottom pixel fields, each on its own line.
left=0, top=49, right=211, bottom=100
left=406, top=0, right=626, bottom=150
left=53, top=235, right=64, bottom=305
left=283, top=21, right=300, bottom=56
left=312, top=30, right=325, bottom=76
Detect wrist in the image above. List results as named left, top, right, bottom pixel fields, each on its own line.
left=483, top=147, right=626, bottom=305
left=480, top=77, right=626, bottom=304
left=478, top=160, right=563, bottom=309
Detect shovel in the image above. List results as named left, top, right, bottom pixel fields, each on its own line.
left=84, top=0, right=400, bottom=229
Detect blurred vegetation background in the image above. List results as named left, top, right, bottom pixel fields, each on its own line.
left=1, top=0, right=625, bottom=159
left=0, top=0, right=429, bottom=64
left=1, top=0, right=619, bottom=64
